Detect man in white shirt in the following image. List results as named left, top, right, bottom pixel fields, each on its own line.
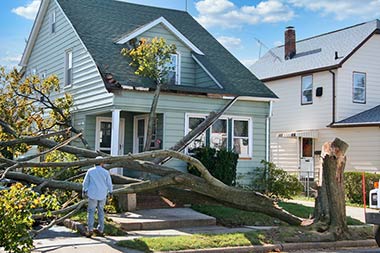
left=82, top=156, right=113, bottom=237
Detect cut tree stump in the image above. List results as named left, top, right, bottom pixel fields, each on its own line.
left=314, top=138, right=349, bottom=240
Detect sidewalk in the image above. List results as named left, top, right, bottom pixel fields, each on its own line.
left=28, top=225, right=377, bottom=253
left=288, top=199, right=368, bottom=223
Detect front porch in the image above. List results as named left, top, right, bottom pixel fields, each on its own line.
left=87, top=110, right=164, bottom=177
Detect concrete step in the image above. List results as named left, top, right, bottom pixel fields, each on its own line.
left=109, top=208, right=216, bottom=231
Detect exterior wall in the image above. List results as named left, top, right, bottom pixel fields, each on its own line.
left=336, top=34, right=380, bottom=121
left=113, top=90, right=269, bottom=184
left=315, top=127, right=380, bottom=172
left=139, top=24, right=218, bottom=89
left=267, top=70, right=333, bottom=132
left=25, top=0, right=113, bottom=112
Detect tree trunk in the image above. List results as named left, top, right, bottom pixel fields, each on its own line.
left=314, top=138, right=349, bottom=239
left=144, top=82, right=162, bottom=151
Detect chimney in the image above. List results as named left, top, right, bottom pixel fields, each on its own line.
left=284, top=26, right=296, bottom=60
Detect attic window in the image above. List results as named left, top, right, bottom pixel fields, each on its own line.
left=65, top=50, right=73, bottom=86
left=50, top=10, right=56, bottom=34
left=353, top=72, right=366, bottom=103
left=163, top=54, right=180, bottom=85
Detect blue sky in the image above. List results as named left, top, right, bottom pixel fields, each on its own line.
left=1, top=0, right=380, bottom=69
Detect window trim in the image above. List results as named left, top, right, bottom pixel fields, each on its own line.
left=184, top=113, right=253, bottom=158
left=166, top=53, right=181, bottom=85
left=95, top=116, right=125, bottom=154
left=352, top=71, right=366, bottom=104
left=64, top=49, right=73, bottom=87
left=231, top=117, right=253, bottom=158
left=301, top=74, right=313, bottom=105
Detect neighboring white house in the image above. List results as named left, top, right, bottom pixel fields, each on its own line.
left=251, top=21, right=380, bottom=179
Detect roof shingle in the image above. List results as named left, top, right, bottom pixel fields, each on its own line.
left=57, top=0, right=277, bottom=98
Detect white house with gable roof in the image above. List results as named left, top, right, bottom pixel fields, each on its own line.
left=251, top=21, right=380, bottom=180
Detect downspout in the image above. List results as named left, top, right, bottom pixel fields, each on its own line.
left=265, top=101, right=273, bottom=162
left=329, top=70, right=336, bottom=125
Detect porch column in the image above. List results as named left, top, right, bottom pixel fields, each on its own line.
left=111, top=109, right=122, bottom=175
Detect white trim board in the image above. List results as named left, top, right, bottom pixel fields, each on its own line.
left=115, top=16, right=204, bottom=56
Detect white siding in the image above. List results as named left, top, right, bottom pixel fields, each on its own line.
left=25, top=0, right=113, bottom=113
left=315, top=127, right=380, bottom=172
left=266, top=70, right=333, bottom=132
left=336, top=34, right=380, bottom=121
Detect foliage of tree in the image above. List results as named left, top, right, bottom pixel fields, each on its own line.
left=0, top=67, right=74, bottom=156
left=121, top=37, right=177, bottom=85
left=0, top=183, right=59, bottom=253
left=121, top=37, right=176, bottom=151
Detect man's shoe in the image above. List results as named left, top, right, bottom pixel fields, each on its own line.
left=94, top=229, right=105, bottom=237
left=85, top=231, right=93, bottom=238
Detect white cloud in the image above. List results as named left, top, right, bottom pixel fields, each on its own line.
left=240, top=58, right=258, bottom=67
left=0, top=55, right=22, bottom=70
left=12, top=0, right=41, bottom=20
left=217, top=36, right=242, bottom=50
left=288, top=0, right=380, bottom=20
left=195, top=0, right=294, bottom=28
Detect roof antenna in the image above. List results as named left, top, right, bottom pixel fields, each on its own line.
left=185, top=0, right=188, bottom=12
left=254, top=38, right=282, bottom=62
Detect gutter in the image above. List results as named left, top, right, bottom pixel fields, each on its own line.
left=330, top=122, right=380, bottom=128
left=328, top=69, right=337, bottom=127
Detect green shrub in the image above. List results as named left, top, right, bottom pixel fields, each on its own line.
left=345, top=172, right=380, bottom=204
left=187, top=147, right=238, bottom=186
left=251, top=160, right=303, bottom=200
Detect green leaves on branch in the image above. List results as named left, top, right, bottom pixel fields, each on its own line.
left=0, top=183, right=59, bottom=253
left=121, top=37, right=176, bottom=84
left=0, top=67, right=74, bottom=156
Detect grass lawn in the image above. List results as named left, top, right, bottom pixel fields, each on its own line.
left=192, top=202, right=363, bottom=227
left=117, top=226, right=373, bottom=252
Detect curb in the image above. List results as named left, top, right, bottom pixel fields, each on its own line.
left=157, top=240, right=377, bottom=253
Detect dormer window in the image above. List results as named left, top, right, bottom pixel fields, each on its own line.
left=50, top=10, right=56, bottom=34
left=164, top=53, right=180, bottom=85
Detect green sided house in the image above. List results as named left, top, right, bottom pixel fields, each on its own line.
left=20, top=0, right=277, bottom=184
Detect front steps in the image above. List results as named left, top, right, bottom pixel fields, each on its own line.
left=109, top=208, right=216, bottom=231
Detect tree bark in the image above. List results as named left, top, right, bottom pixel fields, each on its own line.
left=314, top=138, right=349, bottom=239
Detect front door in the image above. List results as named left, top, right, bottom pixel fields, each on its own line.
left=133, top=115, right=158, bottom=153
left=95, top=117, right=125, bottom=155
left=300, top=137, right=314, bottom=178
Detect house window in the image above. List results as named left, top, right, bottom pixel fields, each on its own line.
left=187, top=116, right=207, bottom=154
left=186, top=114, right=252, bottom=158
left=301, top=75, right=313, bottom=105
left=233, top=119, right=250, bottom=157
left=50, top=10, right=56, bottom=34
left=164, top=53, right=180, bottom=85
left=210, top=119, right=228, bottom=150
left=353, top=72, right=366, bottom=103
left=65, top=50, right=73, bottom=86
